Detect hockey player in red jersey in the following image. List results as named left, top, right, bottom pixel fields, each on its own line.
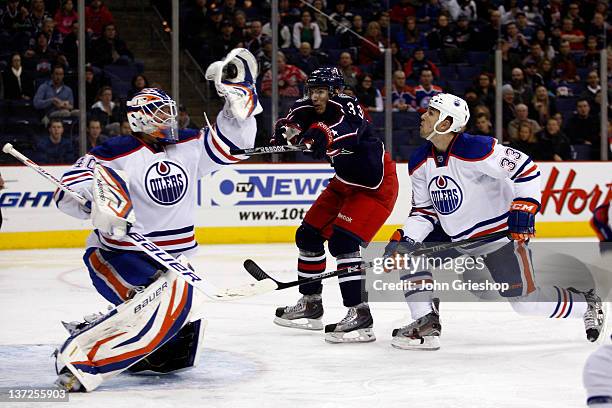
left=272, top=67, right=399, bottom=343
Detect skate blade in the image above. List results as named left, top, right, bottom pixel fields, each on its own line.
left=391, top=335, right=440, bottom=351
left=325, top=328, right=376, bottom=343
left=274, top=317, right=324, bottom=330
left=54, top=373, right=83, bottom=392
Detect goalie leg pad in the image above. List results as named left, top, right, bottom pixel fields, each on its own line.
left=55, top=271, right=197, bottom=391
left=84, top=248, right=166, bottom=305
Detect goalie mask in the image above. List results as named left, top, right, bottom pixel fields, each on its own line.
left=127, top=88, right=178, bottom=143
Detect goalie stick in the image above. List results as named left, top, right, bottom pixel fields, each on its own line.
left=243, top=230, right=510, bottom=291
left=1, top=143, right=270, bottom=301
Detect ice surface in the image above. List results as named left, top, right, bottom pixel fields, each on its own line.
left=0, top=243, right=604, bottom=408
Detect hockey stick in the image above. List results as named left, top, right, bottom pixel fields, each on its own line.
left=242, top=230, right=510, bottom=291
left=229, top=144, right=309, bottom=156
left=1, top=143, right=272, bottom=301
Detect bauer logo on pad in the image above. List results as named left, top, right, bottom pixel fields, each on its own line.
left=144, top=160, right=189, bottom=206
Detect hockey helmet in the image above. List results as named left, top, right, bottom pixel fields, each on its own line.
left=427, top=93, right=470, bottom=135
left=126, top=88, right=178, bottom=143
left=306, top=67, right=344, bottom=94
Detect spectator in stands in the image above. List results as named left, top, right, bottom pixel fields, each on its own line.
left=508, top=103, right=541, bottom=140
left=40, top=17, right=64, bottom=52
left=292, top=10, right=321, bottom=50
left=178, top=105, right=199, bottom=130
left=537, top=117, right=571, bottom=161
left=553, top=40, right=579, bottom=83
left=359, top=21, right=385, bottom=65
left=186, top=0, right=210, bottom=45
left=471, top=112, right=493, bottom=136
left=90, top=85, right=121, bottom=135
left=278, top=0, right=301, bottom=24
left=390, top=0, right=416, bottom=25
left=220, top=0, right=239, bottom=20
left=446, top=0, right=478, bottom=21
left=532, top=85, right=557, bottom=126
left=356, top=74, right=383, bottom=113
left=232, top=11, right=248, bottom=42
left=523, top=61, right=545, bottom=89
left=28, top=0, right=50, bottom=34
left=566, top=2, right=585, bottom=31
left=119, top=120, right=131, bottom=136
left=502, top=84, right=516, bottom=133
left=510, top=122, right=540, bottom=159
left=510, top=67, right=533, bottom=105
left=84, top=65, right=102, bottom=107
left=561, top=18, right=585, bottom=51
left=54, top=0, right=77, bottom=37
left=292, top=42, right=318, bottom=76
left=474, top=72, right=495, bottom=113
left=499, top=0, right=521, bottom=24
left=261, top=51, right=307, bottom=98
left=23, top=32, right=60, bottom=76
left=86, top=119, right=108, bottom=150
left=311, top=0, right=328, bottom=35
left=2, top=53, right=34, bottom=100
left=478, top=9, right=502, bottom=51
left=586, top=13, right=608, bottom=48
left=245, top=19, right=265, bottom=55
left=387, top=70, right=416, bottom=112
left=36, top=119, right=76, bottom=164
left=61, top=21, right=79, bottom=68
left=85, top=0, right=114, bottom=37
left=523, top=43, right=545, bottom=67
left=522, top=0, right=545, bottom=27
left=90, top=23, right=133, bottom=67
left=580, top=70, right=602, bottom=107
left=417, top=0, right=441, bottom=24
left=396, top=16, right=426, bottom=54
left=337, top=51, right=361, bottom=89
left=515, top=11, right=535, bottom=41
left=531, top=29, right=556, bottom=60
left=376, top=11, right=391, bottom=39
left=329, top=1, right=353, bottom=35
left=538, top=58, right=555, bottom=89
left=427, top=14, right=462, bottom=64
left=488, top=40, right=522, bottom=82
left=388, top=41, right=405, bottom=74
left=505, top=21, right=529, bottom=55
left=257, top=37, right=273, bottom=78
left=210, top=20, right=243, bottom=59
left=33, top=65, right=78, bottom=125
left=565, top=99, right=600, bottom=155
left=0, top=0, right=28, bottom=32
left=340, top=14, right=364, bottom=49
left=414, top=68, right=442, bottom=113
left=262, top=15, right=291, bottom=49
left=581, top=36, right=601, bottom=70
left=453, top=15, right=477, bottom=51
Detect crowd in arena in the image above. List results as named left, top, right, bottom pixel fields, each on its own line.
left=1, top=0, right=611, bottom=163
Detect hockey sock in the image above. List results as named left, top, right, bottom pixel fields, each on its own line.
left=297, top=249, right=326, bottom=295
left=337, top=251, right=365, bottom=307
left=401, top=270, right=435, bottom=320
left=507, top=286, right=587, bottom=318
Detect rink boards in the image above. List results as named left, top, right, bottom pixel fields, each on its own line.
left=0, top=162, right=610, bottom=249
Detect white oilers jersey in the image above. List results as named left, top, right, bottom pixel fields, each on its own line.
left=403, top=133, right=541, bottom=242
left=54, top=114, right=256, bottom=254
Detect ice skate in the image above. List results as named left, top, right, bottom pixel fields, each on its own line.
left=324, top=302, right=375, bottom=343
left=205, top=48, right=262, bottom=120
left=275, top=294, right=324, bottom=330
left=569, top=288, right=605, bottom=342
left=391, top=298, right=441, bottom=350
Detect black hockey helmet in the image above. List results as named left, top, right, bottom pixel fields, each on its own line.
left=305, top=67, right=344, bottom=94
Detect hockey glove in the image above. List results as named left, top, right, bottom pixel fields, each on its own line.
left=270, top=118, right=302, bottom=146
left=91, top=164, right=136, bottom=238
left=507, top=199, right=539, bottom=241
left=382, top=229, right=422, bottom=272
left=300, top=122, right=334, bottom=160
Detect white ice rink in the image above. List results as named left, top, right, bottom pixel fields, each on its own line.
left=0, top=242, right=607, bottom=408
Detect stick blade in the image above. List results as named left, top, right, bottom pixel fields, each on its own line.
left=244, top=259, right=273, bottom=281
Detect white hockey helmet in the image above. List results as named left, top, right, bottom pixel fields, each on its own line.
left=427, top=93, right=470, bottom=136
left=126, top=88, right=178, bottom=143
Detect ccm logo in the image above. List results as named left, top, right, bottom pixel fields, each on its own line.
left=511, top=202, right=537, bottom=212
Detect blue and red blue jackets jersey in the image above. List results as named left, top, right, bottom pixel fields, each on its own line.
left=54, top=114, right=256, bottom=255
left=403, top=133, right=541, bottom=242
left=283, top=93, right=386, bottom=189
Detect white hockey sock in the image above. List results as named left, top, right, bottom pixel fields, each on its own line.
left=507, top=286, right=587, bottom=318
left=401, top=270, right=434, bottom=320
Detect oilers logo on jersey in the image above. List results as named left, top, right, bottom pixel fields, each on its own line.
left=428, top=175, right=463, bottom=215
left=144, top=160, right=189, bottom=206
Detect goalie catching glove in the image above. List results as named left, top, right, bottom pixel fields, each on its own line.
left=91, top=164, right=135, bottom=238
